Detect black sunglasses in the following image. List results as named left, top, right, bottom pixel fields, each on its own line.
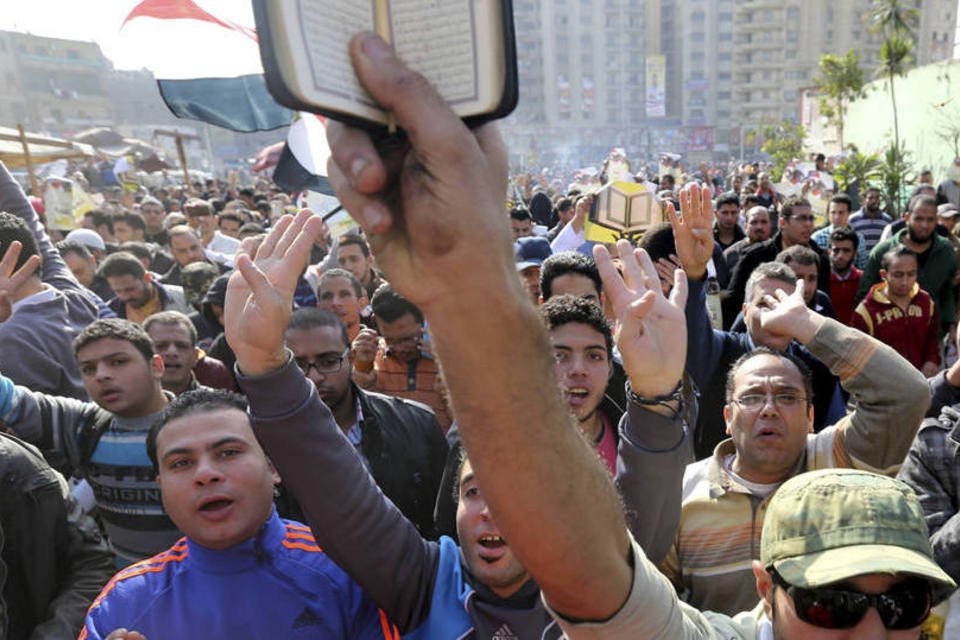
left=772, top=571, right=932, bottom=630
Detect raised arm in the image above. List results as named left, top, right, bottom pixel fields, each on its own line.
left=668, top=185, right=728, bottom=385
left=0, top=161, right=79, bottom=291
left=324, top=34, right=629, bottom=620
left=759, top=281, right=929, bottom=472
left=597, top=240, right=692, bottom=563
left=224, top=211, right=439, bottom=632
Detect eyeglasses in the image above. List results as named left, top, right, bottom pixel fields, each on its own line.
left=733, top=391, right=807, bottom=411
left=383, top=333, right=422, bottom=348
left=772, top=572, right=931, bottom=630
left=294, top=350, right=349, bottom=375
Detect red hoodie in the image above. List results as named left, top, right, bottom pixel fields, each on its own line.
left=852, top=282, right=940, bottom=370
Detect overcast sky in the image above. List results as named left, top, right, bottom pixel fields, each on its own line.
left=3, top=0, right=960, bottom=69
left=0, top=0, right=256, bottom=71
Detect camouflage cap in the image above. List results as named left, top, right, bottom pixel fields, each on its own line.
left=180, top=262, right=219, bottom=308
left=761, top=469, right=954, bottom=597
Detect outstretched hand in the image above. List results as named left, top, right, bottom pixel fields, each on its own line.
left=225, top=209, right=324, bottom=376
left=325, top=33, right=513, bottom=315
left=757, top=279, right=823, bottom=345
left=0, top=241, right=41, bottom=323
left=594, top=239, right=688, bottom=398
left=665, top=183, right=714, bottom=280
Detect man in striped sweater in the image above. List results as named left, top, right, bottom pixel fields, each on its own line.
left=848, top=186, right=891, bottom=257
left=662, top=200, right=930, bottom=615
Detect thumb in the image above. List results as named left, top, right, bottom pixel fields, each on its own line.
left=669, top=269, right=689, bottom=309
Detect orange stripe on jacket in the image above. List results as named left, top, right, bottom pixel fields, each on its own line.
left=285, top=531, right=317, bottom=542
left=282, top=540, right=323, bottom=553
left=378, top=609, right=400, bottom=640
left=88, top=549, right=189, bottom=611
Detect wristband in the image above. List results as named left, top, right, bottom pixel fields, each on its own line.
left=627, top=379, right=683, bottom=408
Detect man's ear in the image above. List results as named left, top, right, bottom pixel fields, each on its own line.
left=144, top=272, right=152, bottom=285
left=151, top=353, right=164, bottom=379
left=723, top=404, right=733, bottom=436
left=266, top=458, right=281, bottom=486
left=880, top=269, right=887, bottom=281
left=753, top=561, right=775, bottom=618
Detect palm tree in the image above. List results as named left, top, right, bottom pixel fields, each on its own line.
left=814, top=50, right=867, bottom=150
left=877, top=33, right=913, bottom=178
left=869, top=0, right=917, bottom=198
left=869, top=0, right=919, bottom=37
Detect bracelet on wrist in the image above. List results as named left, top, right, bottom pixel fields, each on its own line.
left=627, top=379, right=683, bottom=408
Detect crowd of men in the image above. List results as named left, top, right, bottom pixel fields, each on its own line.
left=6, top=32, right=960, bottom=640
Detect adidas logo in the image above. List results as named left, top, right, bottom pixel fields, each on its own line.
left=292, top=607, right=322, bottom=629
left=491, top=624, right=518, bottom=640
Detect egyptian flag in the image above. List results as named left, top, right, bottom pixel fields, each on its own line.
left=120, top=0, right=291, bottom=132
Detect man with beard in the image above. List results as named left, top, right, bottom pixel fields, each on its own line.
left=848, top=186, right=891, bottom=256
left=99, top=252, right=191, bottom=323
left=858, top=195, right=956, bottom=337
left=827, top=228, right=863, bottom=326
left=284, top=307, right=447, bottom=538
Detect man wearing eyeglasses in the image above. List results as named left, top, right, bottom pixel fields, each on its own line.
left=285, top=307, right=448, bottom=539
left=723, top=197, right=831, bottom=324
left=661, top=184, right=930, bottom=616
left=352, top=283, right=452, bottom=431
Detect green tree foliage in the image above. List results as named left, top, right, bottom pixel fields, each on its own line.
left=878, top=141, right=914, bottom=217
left=870, top=0, right=917, bottom=175
left=814, top=50, right=866, bottom=150
left=761, top=121, right=807, bottom=182
left=832, top=149, right=882, bottom=194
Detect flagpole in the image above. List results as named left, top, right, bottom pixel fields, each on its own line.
left=174, top=136, right=192, bottom=195
left=17, top=124, right=38, bottom=195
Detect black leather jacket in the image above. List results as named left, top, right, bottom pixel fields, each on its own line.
left=0, top=433, right=115, bottom=639
left=277, top=385, right=448, bottom=539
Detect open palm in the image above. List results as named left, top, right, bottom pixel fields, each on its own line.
left=594, top=240, right=687, bottom=397
left=225, top=210, right=324, bottom=375
left=666, top=183, right=714, bottom=279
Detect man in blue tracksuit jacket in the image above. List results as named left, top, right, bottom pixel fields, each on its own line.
left=80, top=389, right=393, bottom=640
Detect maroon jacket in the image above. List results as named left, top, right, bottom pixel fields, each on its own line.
left=852, top=282, right=940, bottom=370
